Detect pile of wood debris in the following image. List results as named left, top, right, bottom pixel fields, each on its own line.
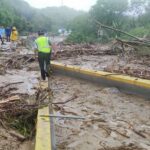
left=0, top=80, right=51, bottom=138
left=5, top=54, right=35, bottom=69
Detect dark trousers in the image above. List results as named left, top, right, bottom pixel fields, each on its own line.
left=0, top=35, right=4, bottom=44
left=6, top=35, right=10, bottom=42
left=38, top=52, right=51, bottom=80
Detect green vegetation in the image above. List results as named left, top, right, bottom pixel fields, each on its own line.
left=4, top=108, right=37, bottom=138
left=123, top=26, right=150, bottom=39
left=0, top=0, right=150, bottom=43
left=66, top=14, right=96, bottom=43
left=0, top=0, right=83, bottom=33
left=68, top=0, right=150, bottom=43
left=9, top=110, right=37, bottom=138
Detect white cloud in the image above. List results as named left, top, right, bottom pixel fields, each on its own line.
left=24, top=0, right=96, bottom=11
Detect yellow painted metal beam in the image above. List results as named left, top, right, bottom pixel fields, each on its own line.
left=51, top=61, right=150, bottom=89
left=35, top=106, right=51, bottom=150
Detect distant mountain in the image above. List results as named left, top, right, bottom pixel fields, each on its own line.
left=0, top=0, right=84, bottom=33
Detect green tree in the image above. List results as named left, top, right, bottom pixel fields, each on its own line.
left=90, top=0, right=128, bottom=27
left=0, top=0, right=83, bottom=33
left=67, top=14, right=96, bottom=43
left=89, top=0, right=129, bottom=40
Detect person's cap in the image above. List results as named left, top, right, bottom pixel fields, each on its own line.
left=38, top=31, right=44, bottom=35
left=12, top=26, right=16, bottom=30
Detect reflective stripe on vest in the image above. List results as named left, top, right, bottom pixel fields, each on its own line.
left=35, top=36, right=51, bottom=53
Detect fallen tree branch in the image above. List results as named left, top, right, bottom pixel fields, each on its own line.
left=9, top=131, right=26, bottom=142
left=116, top=38, right=150, bottom=47
left=112, top=129, right=130, bottom=138
left=1, top=81, right=23, bottom=89
left=132, top=128, right=146, bottom=138
left=23, top=56, right=34, bottom=65
left=52, top=95, right=78, bottom=105
left=0, top=95, right=20, bottom=105
left=94, top=19, right=150, bottom=45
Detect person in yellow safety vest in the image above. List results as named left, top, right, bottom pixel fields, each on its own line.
left=10, top=26, right=18, bottom=41
left=10, top=26, right=18, bottom=50
left=34, top=31, right=55, bottom=80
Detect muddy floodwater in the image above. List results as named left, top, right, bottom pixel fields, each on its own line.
left=0, top=69, right=38, bottom=95
left=0, top=41, right=150, bottom=150
left=50, top=75, right=150, bottom=150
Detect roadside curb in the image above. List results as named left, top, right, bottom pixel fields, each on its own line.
left=35, top=106, right=52, bottom=150
left=51, top=61, right=150, bottom=97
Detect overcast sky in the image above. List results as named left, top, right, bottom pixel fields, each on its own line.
left=24, top=0, right=97, bottom=11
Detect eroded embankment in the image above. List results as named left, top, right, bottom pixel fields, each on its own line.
left=49, top=75, right=150, bottom=150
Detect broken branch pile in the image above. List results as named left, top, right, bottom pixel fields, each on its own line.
left=53, top=44, right=117, bottom=60
left=5, top=54, right=35, bottom=69
left=0, top=83, right=51, bottom=138
left=116, top=38, right=150, bottom=47
left=0, top=96, right=37, bottom=138
left=0, top=82, right=23, bottom=100
left=0, top=84, right=50, bottom=117
left=105, top=65, right=150, bottom=80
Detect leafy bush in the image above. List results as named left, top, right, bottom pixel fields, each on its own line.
left=66, top=31, right=98, bottom=43
left=66, top=32, right=85, bottom=43
left=129, top=26, right=150, bottom=37
left=121, top=25, right=150, bottom=40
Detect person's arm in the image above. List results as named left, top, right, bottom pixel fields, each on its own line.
left=34, top=42, right=38, bottom=60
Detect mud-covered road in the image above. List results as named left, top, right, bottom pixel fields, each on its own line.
left=50, top=75, right=150, bottom=150
left=53, top=43, right=150, bottom=80
left=0, top=41, right=150, bottom=150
